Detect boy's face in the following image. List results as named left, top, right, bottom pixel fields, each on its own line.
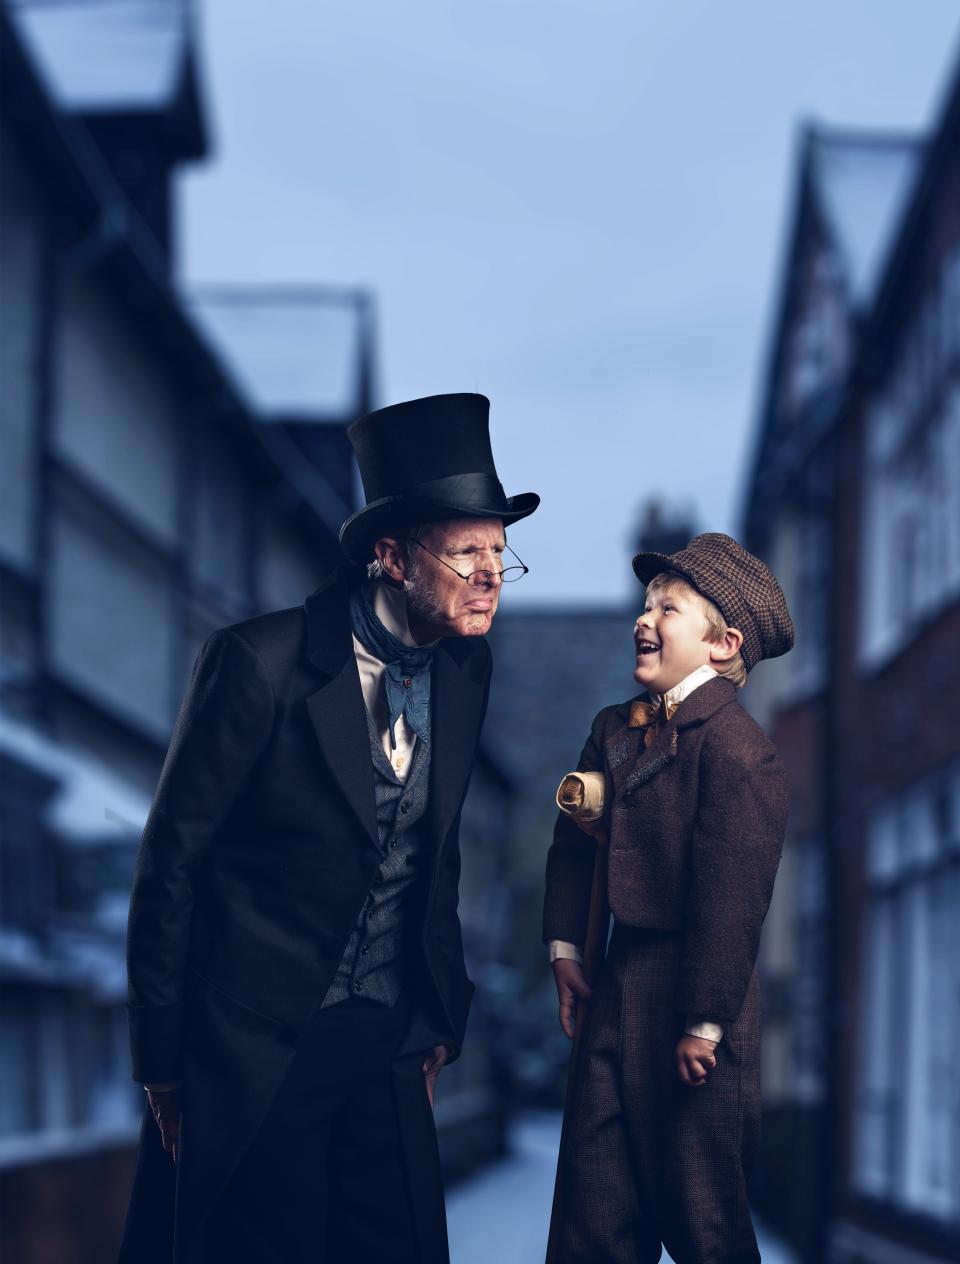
left=633, top=581, right=714, bottom=695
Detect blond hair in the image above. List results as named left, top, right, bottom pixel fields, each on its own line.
left=645, top=571, right=748, bottom=688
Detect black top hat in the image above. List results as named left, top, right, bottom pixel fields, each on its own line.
left=339, top=393, right=540, bottom=564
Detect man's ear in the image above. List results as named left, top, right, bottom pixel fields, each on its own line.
left=373, top=537, right=409, bottom=584
left=709, top=626, right=744, bottom=665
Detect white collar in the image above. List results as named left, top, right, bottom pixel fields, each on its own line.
left=659, top=663, right=718, bottom=718
left=371, top=581, right=418, bottom=647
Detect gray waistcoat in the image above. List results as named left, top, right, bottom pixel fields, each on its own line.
left=321, top=711, right=431, bottom=1008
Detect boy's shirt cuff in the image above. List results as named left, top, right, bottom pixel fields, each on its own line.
left=684, top=1017, right=724, bottom=1042
left=549, top=940, right=584, bottom=964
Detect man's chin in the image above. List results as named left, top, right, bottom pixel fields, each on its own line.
left=460, top=610, right=495, bottom=636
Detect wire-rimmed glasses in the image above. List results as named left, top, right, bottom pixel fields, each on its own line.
left=411, top=537, right=529, bottom=587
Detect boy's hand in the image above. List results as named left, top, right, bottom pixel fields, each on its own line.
left=552, top=958, right=592, bottom=1039
left=675, top=1034, right=718, bottom=1087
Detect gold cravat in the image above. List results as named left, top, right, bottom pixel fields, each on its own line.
left=628, top=696, right=671, bottom=749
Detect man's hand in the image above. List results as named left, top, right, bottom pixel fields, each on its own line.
left=146, top=1086, right=181, bottom=1163
left=422, top=1045, right=450, bottom=1109
left=552, top=958, right=592, bottom=1039
left=675, top=1034, right=718, bottom=1087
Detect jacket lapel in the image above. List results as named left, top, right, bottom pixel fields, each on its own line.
left=614, top=676, right=738, bottom=795
left=427, top=638, right=487, bottom=849
left=303, top=571, right=379, bottom=846
left=622, top=726, right=679, bottom=793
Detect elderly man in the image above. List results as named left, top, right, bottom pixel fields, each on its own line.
left=119, top=394, right=538, bottom=1264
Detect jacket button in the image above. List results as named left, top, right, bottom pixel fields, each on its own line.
left=400, top=801, right=410, bottom=814
left=353, top=981, right=364, bottom=993
left=360, top=943, right=369, bottom=955
left=403, top=678, right=412, bottom=688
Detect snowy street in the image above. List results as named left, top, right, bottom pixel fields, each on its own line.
left=446, top=1113, right=799, bottom=1264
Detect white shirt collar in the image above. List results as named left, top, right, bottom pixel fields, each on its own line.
left=659, top=663, right=718, bottom=718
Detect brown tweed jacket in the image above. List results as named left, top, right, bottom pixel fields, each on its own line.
left=543, top=676, right=789, bottom=1024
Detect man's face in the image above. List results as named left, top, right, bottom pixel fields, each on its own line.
left=633, top=580, right=714, bottom=695
left=379, top=518, right=507, bottom=641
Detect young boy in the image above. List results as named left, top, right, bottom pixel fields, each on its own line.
left=543, top=532, right=794, bottom=1264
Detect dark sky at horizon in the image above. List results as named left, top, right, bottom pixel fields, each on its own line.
left=180, top=0, right=959, bottom=605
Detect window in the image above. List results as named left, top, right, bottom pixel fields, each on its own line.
left=858, top=245, right=960, bottom=671
left=852, top=765, right=960, bottom=1220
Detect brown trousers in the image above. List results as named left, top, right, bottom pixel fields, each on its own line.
left=556, top=924, right=762, bottom=1264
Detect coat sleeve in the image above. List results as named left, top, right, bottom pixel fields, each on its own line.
left=542, top=711, right=607, bottom=947
left=677, top=729, right=789, bottom=1023
left=126, top=627, right=276, bottom=1082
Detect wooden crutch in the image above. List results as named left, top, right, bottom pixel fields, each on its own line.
left=545, top=772, right=611, bottom=1264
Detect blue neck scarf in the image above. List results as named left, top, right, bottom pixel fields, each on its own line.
left=350, top=583, right=437, bottom=749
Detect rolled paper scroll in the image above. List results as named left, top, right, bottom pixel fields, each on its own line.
left=556, top=771, right=605, bottom=822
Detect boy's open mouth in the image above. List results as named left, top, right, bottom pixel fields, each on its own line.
left=636, top=640, right=661, bottom=656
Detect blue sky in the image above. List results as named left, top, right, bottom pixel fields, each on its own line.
left=180, top=0, right=960, bottom=605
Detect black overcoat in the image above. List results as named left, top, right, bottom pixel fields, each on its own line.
left=120, top=567, right=491, bottom=1263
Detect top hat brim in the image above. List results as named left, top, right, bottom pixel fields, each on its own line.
left=340, top=490, right=540, bottom=565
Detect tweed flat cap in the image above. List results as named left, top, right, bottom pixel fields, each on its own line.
left=632, top=532, right=794, bottom=672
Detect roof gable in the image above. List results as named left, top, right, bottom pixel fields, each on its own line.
left=742, top=124, right=922, bottom=539
left=10, top=0, right=206, bottom=157
left=808, top=129, right=920, bottom=309
left=188, top=286, right=372, bottom=423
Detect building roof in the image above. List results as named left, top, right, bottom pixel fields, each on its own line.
left=9, top=0, right=207, bottom=158
left=1, top=3, right=356, bottom=544
left=10, top=0, right=190, bottom=111
left=189, top=285, right=372, bottom=423
left=807, top=128, right=920, bottom=309
left=740, top=123, right=922, bottom=540
left=864, top=37, right=960, bottom=369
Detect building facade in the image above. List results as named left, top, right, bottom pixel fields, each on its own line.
left=0, top=4, right=372, bottom=1258
left=743, top=48, right=960, bottom=1264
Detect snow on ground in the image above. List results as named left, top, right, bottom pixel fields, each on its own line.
left=446, top=1112, right=799, bottom=1264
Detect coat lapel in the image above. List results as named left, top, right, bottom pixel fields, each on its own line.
left=303, top=571, right=379, bottom=846
left=613, top=676, right=738, bottom=796
left=427, top=638, right=487, bottom=849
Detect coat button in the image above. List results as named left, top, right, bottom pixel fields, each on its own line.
left=353, top=981, right=364, bottom=993
left=400, top=801, right=410, bottom=814
left=360, top=943, right=369, bottom=955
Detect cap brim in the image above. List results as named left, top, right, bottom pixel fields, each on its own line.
left=340, top=491, right=540, bottom=564
left=632, top=550, right=691, bottom=586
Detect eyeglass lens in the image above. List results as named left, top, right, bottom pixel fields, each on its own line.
left=466, top=567, right=526, bottom=587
